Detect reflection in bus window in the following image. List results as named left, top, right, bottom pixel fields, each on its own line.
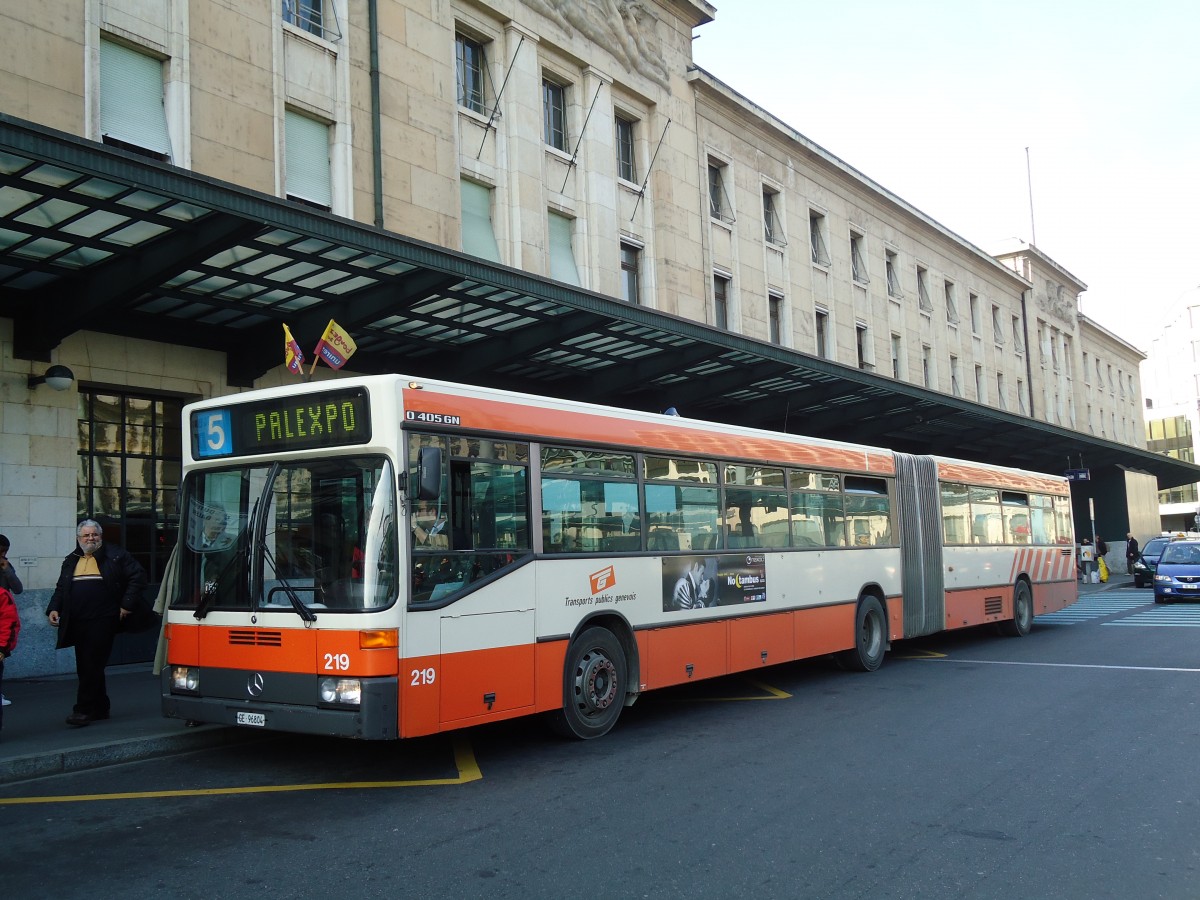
left=969, top=486, right=1002, bottom=545
left=1028, top=494, right=1056, bottom=544
left=790, top=470, right=844, bottom=548
left=940, top=483, right=971, bottom=545
left=844, top=476, right=892, bottom=546
left=408, top=433, right=532, bottom=605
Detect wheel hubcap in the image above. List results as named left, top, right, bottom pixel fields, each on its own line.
left=575, top=650, right=618, bottom=715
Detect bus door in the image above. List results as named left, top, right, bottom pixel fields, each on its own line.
left=893, top=453, right=945, bottom=638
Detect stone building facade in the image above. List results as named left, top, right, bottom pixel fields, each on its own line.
left=0, top=0, right=1151, bottom=674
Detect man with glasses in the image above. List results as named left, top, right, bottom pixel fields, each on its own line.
left=45, top=519, right=147, bottom=727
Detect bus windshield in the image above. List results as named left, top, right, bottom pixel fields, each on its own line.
left=174, top=455, right=398, bottom=614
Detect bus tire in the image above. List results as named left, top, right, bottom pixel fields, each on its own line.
left=835, top=595, right=886, bottom=672
left=549, top=626, right=627, bottom=740
left=999, top=580, right=1033, bottom=637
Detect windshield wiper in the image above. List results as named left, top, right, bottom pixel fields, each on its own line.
left=260, top=540, right=317, bottom=622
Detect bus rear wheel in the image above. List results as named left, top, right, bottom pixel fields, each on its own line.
left=550, top=626, right=627, bottom=740
left=836, top=595, right=886, bottom=672
left=999, top=580, right=1033, bottom=637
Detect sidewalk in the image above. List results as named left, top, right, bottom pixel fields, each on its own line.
left=0, top=664, right=259, bottom=785
left=0, top=574, right=1140, bottom=785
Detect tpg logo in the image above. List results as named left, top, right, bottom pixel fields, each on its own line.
left=590, top=565, right=616, bottom=594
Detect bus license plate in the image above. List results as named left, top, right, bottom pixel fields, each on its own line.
left=236, top=711, right=266, bottom=727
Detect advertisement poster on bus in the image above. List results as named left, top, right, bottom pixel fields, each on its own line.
left=662, top=554, right=766, bottom=611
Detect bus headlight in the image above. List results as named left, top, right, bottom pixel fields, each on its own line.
left=172, top=666, right=200, bottom=693
left=319, top=677, right=362, bottom=706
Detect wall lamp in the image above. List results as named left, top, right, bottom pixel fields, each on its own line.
left=28, top=364, right=76, bottom=392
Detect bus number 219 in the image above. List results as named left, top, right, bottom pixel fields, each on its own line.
left=411, top=667, right=436, bottom=686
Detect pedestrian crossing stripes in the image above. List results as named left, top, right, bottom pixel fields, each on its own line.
left=1037, top=597, right=1148, bottom=624
left=1105, top=604, right=1200, bottom=627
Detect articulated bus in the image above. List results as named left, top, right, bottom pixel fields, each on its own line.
left=162, top=375, right=1077, bottom=739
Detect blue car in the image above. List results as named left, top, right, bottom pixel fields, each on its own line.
left=1153, top=540, right=1200, bottom=604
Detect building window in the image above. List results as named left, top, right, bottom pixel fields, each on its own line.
left=616, top=115, right=637, bottom=182
left=1012, top=315, right=1024, bottom=353
left=890, top=333, right=902, bottom=379
left=763, top=188, right=784, bottom=245
left=99, top=39, right=172, bottom=161
left=547, top=211, right=580, bottom=285
left=809, top=211, right=830, bottom=266
left=283, top=0, right=340, bottom=40
left=815, top=308, right=829, bottom=358
left=1017, top=379, right=1028, bottom=414
left=991, top=304, right=1005, bottom=344
left=456, top=34, right=487, bottom=115
left=713, top=273, right=730, bottom=330
left=922, top=345, right=933, bottom=388
left=950, top=354, right=961, bottom=396
left=460, top=179, right=501, bottom=263
left=944, top=280, right=958, bottom=323
left=708, top=161, right=732, bottom=223
left=856, top=323, right=870, bottom=369
left=285, top=109, right=332, bottom=209
left=620, top=241, right=641, bottom=304
left=769, top=292, right=783, bottom=344
left=885, top=251, right=902, bottom=299
left=917, top=266, right=933, bottom=313
left=969, top=293, right=981, bottom=334
left=850, top=233, right=869, bottom=284
left=997, top=373, right=1008, bottom=410
left=77, top=388, right=183, bottom=583
left=975, top=364, right=985, bottom=401
left=543, top=78, right=567, bottom=151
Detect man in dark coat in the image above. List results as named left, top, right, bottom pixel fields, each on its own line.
left=45, top=519, right=147, bottom=727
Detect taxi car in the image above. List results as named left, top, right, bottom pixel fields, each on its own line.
left=1153, top=539, right=1200, bottom=604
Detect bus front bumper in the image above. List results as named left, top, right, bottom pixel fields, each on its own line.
left=161, top=669, right=399, bottom=740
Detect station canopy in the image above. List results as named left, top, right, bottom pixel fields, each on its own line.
left=2, top=115, right=1197, bottom=489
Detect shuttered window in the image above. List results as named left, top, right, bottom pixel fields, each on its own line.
left=547, top=212, right=580, bottom=285
left=99, top=39, right=172, bottom=160
left=285, top=110, right=331, bottom=209
left=460, top=180, right=501, bottom=263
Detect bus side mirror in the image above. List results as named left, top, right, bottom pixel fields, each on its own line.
left=416, top=447, right=442, bottom=502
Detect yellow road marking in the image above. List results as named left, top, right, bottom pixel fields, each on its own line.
left=674, top=676, right=792, bottom=702
left=894, top=648, right=948, bottom=659
left=0, top=737, right=482, bottom=806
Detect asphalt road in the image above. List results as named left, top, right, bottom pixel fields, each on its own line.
left=3, top=585, right=1198, bottom=900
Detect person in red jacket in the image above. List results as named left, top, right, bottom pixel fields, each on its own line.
left=0, top=584, right=20, bottom=739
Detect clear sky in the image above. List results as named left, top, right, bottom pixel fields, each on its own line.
left=691, top=0, right=1200, bottom=354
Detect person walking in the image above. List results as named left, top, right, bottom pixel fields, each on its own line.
left=0, top=581, right=19, bottom=737
left=45, top=519, right=147, bottom=727
left=1126, top=533, right=1140, bottom=574
left=0, top=533, right=22, bottom=707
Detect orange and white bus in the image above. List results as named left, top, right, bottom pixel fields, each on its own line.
left=161, top=375, right=1077, bottom=739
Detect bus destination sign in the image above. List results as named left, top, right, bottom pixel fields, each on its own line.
left=192, top=387, right=371, bottom=459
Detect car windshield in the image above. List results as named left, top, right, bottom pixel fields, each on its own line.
left=1159, top=543, right=1200, bottom=565
left=1143, top=539, right=1169, bottom=557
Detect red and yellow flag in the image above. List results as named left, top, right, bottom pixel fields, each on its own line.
left=312, top=319, right=357, bottom=371
left=283, top=323, right=304, bottom=374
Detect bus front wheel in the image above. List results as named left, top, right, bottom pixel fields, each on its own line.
left=999, top=581, right=1033, bottom=637
left=550, top=626, right=627, bottom=740
left=836, top=595, right=887, bottom=672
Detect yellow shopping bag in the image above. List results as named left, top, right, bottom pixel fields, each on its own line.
left=1098, top=556, right=1109, bottom=582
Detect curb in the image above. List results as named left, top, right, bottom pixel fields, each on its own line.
left=0, top=726, right=268, bottom=786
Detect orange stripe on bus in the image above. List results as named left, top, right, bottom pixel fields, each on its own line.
left=409, top=389, right=895, bottom=474
left=168, top=625, right=398, bottom=677
left=935, top=460, right=1068, bottom=495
